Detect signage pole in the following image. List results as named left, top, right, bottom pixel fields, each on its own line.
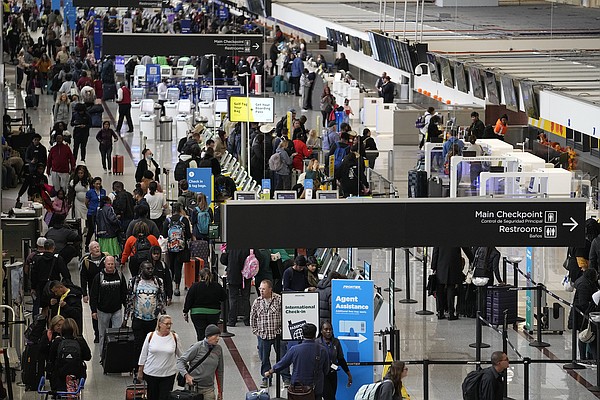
left=399, top=248, right=417, bottom=303
left=416, top=246, right=433, bottom=315
left=384, top=248, right=401, bottom=293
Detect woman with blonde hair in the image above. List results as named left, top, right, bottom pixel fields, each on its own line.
left=53, top=93, right=71, bottom=127
left=137, top=314, right=183, bottom=400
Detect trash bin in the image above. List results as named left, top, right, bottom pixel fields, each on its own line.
left=154, top=104, right=162, bottom=127
left=159, top=116, right=173, bottom=141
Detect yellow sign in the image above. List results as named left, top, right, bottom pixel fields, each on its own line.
left=329, top=155, right=335, bottom=180
left=229, top=96, right=274, bottom=123
left=382, top=351, right=394, bottom=377
left=528, top=117, right=566, bottom=138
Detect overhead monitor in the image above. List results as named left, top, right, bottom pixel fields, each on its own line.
left=336, top=259, right=350, bottom=276
left=427, top=53, right=441, bottom=83
left=329, top=253, right=342, bottom=273
left=200, top=88, right=214, bottom=103
left=501, top=75, right=518, bottom=112
left=316, top=190, right=339, bottom=199
left=362, top=39, right=373, bottom=57
left=454, top=62, right=469, bottom=93
left=520, top=80, right=539, bottom=119
left=131, top=88, right=145, bottom=101
left=234, top=191, right=257, bottom=200
left=484, top=71, right=500, bottom=105
left=140, top=99, right=155, bottom=114
left=274, top=191, right=297, bottom=200
left=368, top=32, right=379, bottom=62
left=439, top=56, right=454, bottom=88
left=314, top=248, right=327, bottom=262
left=468, top=66, right=485, bottom=100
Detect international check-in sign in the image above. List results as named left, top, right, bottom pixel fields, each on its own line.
left=281, top=292, right=319, bottom=341
left=229, top=97, right=275, bottom=123
left=332, top=280, right=374, bottom=399
left=186, top=168, right=213, bottom=204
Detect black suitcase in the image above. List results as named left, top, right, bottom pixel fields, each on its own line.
left=25, top=94, right=35, bottom=108
left=428, top=176, right=443, bottom=198
left=486, top=285, right=518, bottom=325
left=456, top=283, right=477, bottom=318
left=21, top=343, right=43, bottom=391
left=408, top=169, right=428, bottom=198
left=102, top=83, right=116, bottom=101
left=102, top=327, right=136, bottom=374
left=169, top=389, right=203, bottom=400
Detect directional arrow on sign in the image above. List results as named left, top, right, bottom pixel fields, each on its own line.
left=563, top=217, right=578, bottom=232
left=253, top=43, right=260, bottom=50
left=338, top=333, right=367, bottom=343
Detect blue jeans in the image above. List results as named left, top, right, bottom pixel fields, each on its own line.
left=258, top=337, right=291, bottom=382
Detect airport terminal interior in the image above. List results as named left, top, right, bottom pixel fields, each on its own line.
left=3, top=0, right=600, bottom=399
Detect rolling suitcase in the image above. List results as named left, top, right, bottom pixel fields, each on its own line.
left=102, top=327, right=136, bottom=374
left=273, top=75, right=283, bottom=93
left=126, top=382, right=147, bottom=400
left=21, top=343, right=43, bottom=391
left=184, top=257, right=205, bottom=289
left=486, top=285, right=518, bottom=325
left=25, top=94, right=35, bottom=108
left=189, top=239, right=209, bottom=264
left=408, top=169, right=427, bottom=198
left=113, top=155, right=124, bottom=175
left=428, top=176, right=443, bottom=198
left=103, top=83, right=116, bottom=100
left=279, top=80, right=289, bottom=94
left=168, top=389, right=202, bottom=400
left=246, top=389, right=270, bottom=400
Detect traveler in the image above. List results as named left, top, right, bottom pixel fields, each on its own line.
left=90, top=255, right=127, bottom=356
left=24, top=133, right=47, bottom=173
left=46, top=132, right=75, bottom=194
left=317, top=272, right=345, bottom=326
left=30, top=239, right=72, bottom=316
left=442, top=129, right=464, bottom=160
left=191, top=193, right=213, bottom=240
left=250, top=279, right=291, bottom=388
left=327, top=129, right=350, bottom=180
left=585, top=219, right=600, bottom=271
left=122, top=221, right=160, bottom=278
left=426, top=115, right=442, bottom=143
left=145, top=181, right=168, bottom=230
left=110, top=181, right=135, bottom=232
left=220, top=247, right=252, bottom=327
left=84, top=177, right=106, bottom=249
left=47, top=318, right=91, bottom=392
left=338, top=144, right=369, bottom=197
left=378, top=361, right=410, bottom=400
left=68, top=165, right=92, bottom=221
left=264, top=323, right=329, bottom=400
left=80, top=241, right=109, bottom=342
left=162, top=202, right=192, bottom=296
left=468, top=111, right=485, bottom=139
left=431, top=247, right=474, bottom=320
left=177, top=324, right=224, bottom=400
left=95, top=121, right=119, bottom=172
left=184, top=268, right=227, bottom=341
left=198, top=147, right=221, bottom=177
left=39, top=315, right=65, bottom=376
left=466, top=135, right=484, bottom=188
left=48, top=280, right=84, bottom=334
left=306, top=256, right=319, bottom=288
left=116, top=82, right=134, bottom=133
left=137, top=315, right=183, bottom=400
left=150, top=246, right=173, bottom=306
left=572, top=268, right=599, bottom=360
left=45, top=214, right=79, bottom=265
left=493, top=114, right=508, bottom=138
left=362, top=128, right=378, bottom=168
left=472, top=247, right=503, bottom=286
left=71, top=103, right=92, bottom=162
left=272, top=139, right=295, bottom=191
left=283, top=255, right=311, bottom=292
left=320, top=87, right=335, bottom=128
left=136, top=149, right=162, bottom=184
left=126, top=204, right=161, bottom=238
left=478, top=351, right=509, bottom=400
left=95, top=196, right=122, bottom=257
left=123, top=261, right=166, bottom=374
left=380, top=75, right=395, bottom=103
left=376, top=72, right=387, bottom=95
left=334, top=53, right=349, bottom=72
left=292, top=134, right=312, bottom=172
left=250, top=133, right=268, bottom=183
left=318, top=321, right=352, bottom=400
left=176, top=180, right=198, bottom=217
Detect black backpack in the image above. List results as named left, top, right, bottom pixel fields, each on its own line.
left=174, top=158, right=192, bottom=182
left=56, top=338, right=82, bottom=374
left=131, top=235, right=152, bottom=264
left=483, top=125, right=496, bottom=139
left=462, top=368, right=486, bottom=400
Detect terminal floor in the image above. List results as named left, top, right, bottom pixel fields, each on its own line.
left=1, top=66, right=598, bottom=399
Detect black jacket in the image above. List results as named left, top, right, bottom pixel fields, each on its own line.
left=24, top=143, right=47, bottom=166
left=220, top=248, right=251, bottom=286
left=49, top=284, right=84, bottom=333
left=112, top=190, right=135, bottom=220
left=135, top=158, right=160, bottom=183
left=30, top=252, right=72, bottom=295
left=89, top=269, right=128, bottom=314
left=153, top=260, right=173, bottom=301
left=48, top=335, right=92, bottom=391
left=45, top=225, right=79, bottom=253
left=79, top=252, right=109, bottom=296
left=317, top=276, right=334, bottom=326
left=572, top=271, right=599, bottom=330
left=431, top=247, right=474, bottom=285
left=183, top=281, right=227, bottom=314
left=71, top=112, right=92, bottom=137
left=338, top=153, right=368, bottom=197
left=95, top=204, right=121, bottom=238
left=479, top=366, right=504, bottom=400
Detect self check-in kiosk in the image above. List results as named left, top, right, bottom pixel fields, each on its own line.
left=130, top=88, right=145, bottom=126
left=164, top=88, right=181, bottom=119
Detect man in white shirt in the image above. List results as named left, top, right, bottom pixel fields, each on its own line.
left=157, top=79, right=168, bottom=116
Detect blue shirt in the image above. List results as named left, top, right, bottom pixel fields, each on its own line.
left=85, top=188, right=106, bottom=216
left=273, top=339, right=330, bottom=394
left=291, top=57, right=304, bottom=78
left=442, top=136, right=464, bottom=160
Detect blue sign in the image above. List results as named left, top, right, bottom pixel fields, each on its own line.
left=115, top=56, right=125, bottom=74
left=146, top=64, right=161, bottom=86
left=304, top=179, right=313, bottom=190
left=51, top=0, right=60, bottom=11
left=261, top=178, right=271, bottom=190
left=187, top=168, right=213, bottom=204
left=218, top=5, right=229, bottom=21
left=180, top=19, right=191, bottom=34
left=525, top=248, right=533, bottom=330
left=331, top=280, right=374, bottom=399
left=215, top=86, right=243, bottom=100
left=363, top=261, right=371, bottom=280
left=93, top=18, right=103, bottom=61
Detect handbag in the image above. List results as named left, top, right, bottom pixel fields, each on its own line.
left=176, top=346, right=213, bottom=387
left=579, top=318, right=595, bottom=343
left=426, top=274, right=437, bottom=296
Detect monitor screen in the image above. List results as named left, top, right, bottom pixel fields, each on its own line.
left=200, top=88, right=214, bottom=102
left=363, top=261, right=371, bottom=280
left=317, top=190, right=339, bottom=199
left=469, top=67, right=485, bottom=100
left=329, top=254, right=341, bottom=273
left=141, top=99, right=154, bottom=113
left=368, top=32, right=379, bottom=62
left=166, top=88, right=180, bottom=101
left=501, top=76, right=518, bottom=112
left=454, top=62, right=468, bottom=93
left=234, top=192, right=257, bottom=200
left=131, top=88, right=145, bottom=101
left=484, top=71, right=500, bottom=105
left=439, top=56, right=454, bottom=88
left=314, top=248, right=326, bottom=261
left=336, top=259, right=349, bottom=275
left=362, top=39, right=372, bottom=57
left=215, top=99, right=228, bottom=113
left=321, top=249, right=334, bottom=274
left=520, top=81, right=539, bottom=119
left=275, top=191, right=297, bottom=200
left=427, top=53, right=441, bottom=83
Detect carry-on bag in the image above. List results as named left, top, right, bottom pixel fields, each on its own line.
left=189, top=240, right=209, bottom=263
left=168, top=389, right=203, bottom=400
left=103, top=83, right=116, bottom=100
left=184, top=257, right=205, bottom=289
left=21, top=342, right=43, bottom=391
left=113, top=155, right=124, bottom=175
left=408, top=169, right=427, bottom=198
left=486, top=285, right=518, bottom=325
left=102, top=327, right=136, bottom=374
left=246, top=389, right=270, bottom=400
left=126, top=381, right=147, bottom=400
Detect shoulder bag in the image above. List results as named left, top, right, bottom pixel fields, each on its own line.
left=287, top=343, right=321, bottom=400
left=176, top=345, right=213, bottom=387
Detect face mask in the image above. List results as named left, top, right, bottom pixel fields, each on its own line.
left=146, top=155, right=152, bottom=161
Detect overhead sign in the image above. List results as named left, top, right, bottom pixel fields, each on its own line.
left=102, top=34, right=264, bottom=57
left=223, top=198, right=586, bottom=248
left=229, top=96, right=275, bottom=123
left=281, top=292, right=319, bottom=341
left=332, top=279, right=374, bottom=399
left=187, top=168, right=213, bottom=204
left=215, top=86, right=244, bottom=100
left=122, top=18, right=133, bottom=34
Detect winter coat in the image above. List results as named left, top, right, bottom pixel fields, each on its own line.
left=431, top=247, right=474, bottom=285
left=317, top=277, right=334, bottom=325
left=572, top=271, right=600, bottom=330
left=95, top=204, right=121, bottom=238
left=220, top=248, right=251, bottom=286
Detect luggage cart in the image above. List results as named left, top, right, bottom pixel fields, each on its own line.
left=37, top=376, right=85, bottom=399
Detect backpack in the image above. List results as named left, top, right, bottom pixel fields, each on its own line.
left=56, top=338, right=82, bottom=373
left=268, top=152, right=283, bottom=172
left=462, top=368, right=486, bottom=400
left=241, top=250, right=260, bottom=283
left=182, top=194, right=198, bottom=217
left=354, top=381, right=387, bottom=400
left=415, top=115, right=426, bottom=129
left=174, top=158, right=193, bottom=182
left=131, top=234, right=152, bottom=264
left=167, top=217, right=185, bottom=253
left=333, top=144, right=349, bottom=169
left=194, top=207, right=210, bottom=236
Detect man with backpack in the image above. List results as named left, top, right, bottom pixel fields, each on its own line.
left=162, top=203, right=192, bottom=296
left=110, top=181, right=135, bottom=232
left=177, top=180, right=198, bottom=217
left=462, top=351, right=509, bottom=400
left=79, top=241, right=109, bottom=343
left=327, top=128, right=351, bottom=183
left=48, top=281, right=84, bottom=335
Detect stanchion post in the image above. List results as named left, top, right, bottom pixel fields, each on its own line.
left=513, top=261, right=518, bottom=288
left=529, top=284, right=549, bottom=348
left=399, top=248, right=417, bottom=303
left=563, top=306, right=585, bottom=370
left=385, top=248, right=402, bottom=293
left=416, top=247, right=434, bottom=315
left=394, top=328, right=400, bottom=361
left=274, top=336, right=282, bottom=398
left=475, top=311, right=482, bottom=365
left=523, top=357, right=530, bottom=400
left=588, top=317, right=600, bottom=392
left=470, top=285, right=490, bottom=349
left=502, top=257, right=508, bottom=285
left=423, top=359, right=429, bottom=400
left=219, top=275, right=235, bottom=338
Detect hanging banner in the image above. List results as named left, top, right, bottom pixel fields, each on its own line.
left=93, top=18, right=103, bottom=60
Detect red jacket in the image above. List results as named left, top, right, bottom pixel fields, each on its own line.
left=292, top=140, right=312, bottom=171
left=47, top=143, right=75, bottom=174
